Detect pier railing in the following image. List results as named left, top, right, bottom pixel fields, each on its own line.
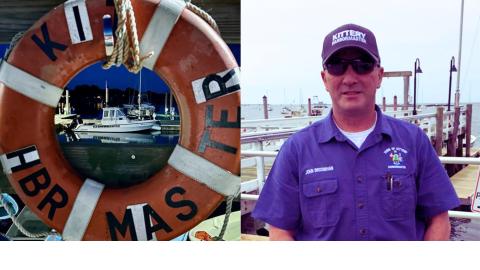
left=240, top=150, right=480, bottom=220
left=241, top=104, right=477, bottom=221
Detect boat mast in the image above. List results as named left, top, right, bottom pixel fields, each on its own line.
left=455, top=0, right=464, bottom=108
left=105, top=80, right=109, bottom=108
left=65, top=89, right=70, bottom=115
left=138, top=69, right=142, bottom=120
left=164, top=92, right=168, bottom=114
left=169, top=91, right=173, bottom=115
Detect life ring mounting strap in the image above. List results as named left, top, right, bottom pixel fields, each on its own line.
left=168, top=145, right=240, bottom=197
left=0, top=61, right=63, bottom=108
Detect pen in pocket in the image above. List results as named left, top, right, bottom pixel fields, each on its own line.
left=386, top=172, right=393, bottom=191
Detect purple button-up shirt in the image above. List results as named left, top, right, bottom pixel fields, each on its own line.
left=252, top=106, right=460, bottom=240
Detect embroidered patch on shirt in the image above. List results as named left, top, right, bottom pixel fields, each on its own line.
left=305, top=166, right=334, bottom=175
left=384, top=147, right=408, bottom=169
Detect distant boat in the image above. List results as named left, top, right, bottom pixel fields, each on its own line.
left=464, top=135, right=477, bottom=147
left=280, top=106, right=291, bottom=115
left=280, top=106, right=306, bottom=118
left=311, top=95, right=328, bottom=116
left=123, top=70, right=157, bottom=121
left=55, top=89, right=77, bottom=126
left=123, top=103, right=156, bottom=120
left=71, top=107, right=154, bottom=133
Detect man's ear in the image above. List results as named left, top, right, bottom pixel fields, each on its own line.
left=321, top=70, right=330, bottom=93
left=377, top=66, right=384, bottom=88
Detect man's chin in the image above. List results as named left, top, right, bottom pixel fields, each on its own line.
left=337, top=103, right=371, bottom=116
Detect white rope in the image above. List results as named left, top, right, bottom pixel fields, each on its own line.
left=102, top=0, right=220, bottom=73
left=184, top=1, right=220, bottom=34
left=213, top=188, right=239, bottom=241
left=103, top=0, right=153, bottom=73
left=0, top=193, right=49, bottom=238
left=3, top=31, right=24, bottom=60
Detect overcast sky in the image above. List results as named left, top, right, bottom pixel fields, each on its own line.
left=242, top=0, right=480, bottom=105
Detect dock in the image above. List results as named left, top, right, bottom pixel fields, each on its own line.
left=451, top=164, right=479, bottom=205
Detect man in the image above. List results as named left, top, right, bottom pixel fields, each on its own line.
left=252, top=23, right=460, bottom=240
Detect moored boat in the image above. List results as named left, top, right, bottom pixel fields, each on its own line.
left=72, top=107, right=154, bottom=133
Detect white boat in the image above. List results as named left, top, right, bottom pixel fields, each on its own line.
left=72, top=107, right=154, bottom=133
left=70, top=131, right=155, bottom=144
left=280, top=106, right=291, bottom=115
left=311, top=96, right=328, bottom=116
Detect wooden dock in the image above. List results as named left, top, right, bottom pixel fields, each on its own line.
left=241, top=234, right=269, bottom=241
left=451, top=165, right=479, bottom=205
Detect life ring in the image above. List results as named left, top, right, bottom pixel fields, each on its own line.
left=0, top=0, right=240, bottom=240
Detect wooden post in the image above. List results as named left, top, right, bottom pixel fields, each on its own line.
left=382, top=97, right=386, bottom=112
left=457, top=132, right=465, bottom=158
left=393, top=95, right=398, bottom=111
left=447, top=106, right=461, bottom=175
left=403, top=76, right=410, bottom=111
left=308, top=98, right=312, bottom=116
left=435, top=107, right=444, bottom=156
left=466, top=104, right=472, bottom=157
left=262, top=95, right=268, bottom=119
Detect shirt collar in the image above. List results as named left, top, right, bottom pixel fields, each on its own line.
left=316, top=105, right=393, bottom=144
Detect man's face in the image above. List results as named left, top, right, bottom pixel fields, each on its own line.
left=321, top=48, right=384, bottom=116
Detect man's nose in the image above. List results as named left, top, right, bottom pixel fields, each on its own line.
left=341, top=65, right=358, bottom=85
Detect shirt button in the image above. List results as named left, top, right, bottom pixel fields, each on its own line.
left=360, top=228, right=367, bottom=235
left=357, top=202, right=364, bottom=209
left=357, top=176, right=363, bottom=183
left=316, top=187, right=322, bottom=193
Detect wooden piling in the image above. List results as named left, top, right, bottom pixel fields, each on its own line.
left=435, top=107, right=444, bottom=156
left=456, top=131, right=465, bottom=171
left=382, top=97, right=386, bottom=112
left=262, top=95, right=268, bottom=119
left=447, top=107, right=461, bottom=175
left=308, top=98, right=312, bottom=116
left=393, top=95, right=397, bottom=111
left=466, top=104, right=472, bottom=157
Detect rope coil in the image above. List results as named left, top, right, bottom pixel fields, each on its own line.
left=103, top=0, right=220, bottom=74
left=0, top=193, right=49, bottom=239
left=102, top=0, right=153, bottom=73
left=185, top=1, right=220, bottom=34
left=3, top=31, right=24, bottom=60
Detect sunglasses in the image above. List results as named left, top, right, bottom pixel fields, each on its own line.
left=324, top=58, right=378, bottom=76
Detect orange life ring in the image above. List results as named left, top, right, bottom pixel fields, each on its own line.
left=0, top=0, right=240, bottom=240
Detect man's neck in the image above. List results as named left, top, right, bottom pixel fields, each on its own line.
left=332, top=107, right=377, bottom=132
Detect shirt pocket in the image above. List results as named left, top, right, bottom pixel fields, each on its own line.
left=302, top=178, right=340, bottom=227
left=381, top=173, right=416, bottom=221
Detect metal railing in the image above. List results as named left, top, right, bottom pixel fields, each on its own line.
left=241, top=150, right=480, bottom=220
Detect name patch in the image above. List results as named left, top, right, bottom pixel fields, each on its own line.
left=305, top=166, right=334, bottom=175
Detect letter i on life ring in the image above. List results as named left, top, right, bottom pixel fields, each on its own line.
left=0, top=0, right=240, bottom=240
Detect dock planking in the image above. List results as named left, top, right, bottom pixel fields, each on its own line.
left=450, top=164, right=479, bottom=205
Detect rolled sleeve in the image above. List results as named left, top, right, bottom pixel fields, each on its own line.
left=415, top=129, right=460, bottom=218
left=252, top=139, right=301, bottom=230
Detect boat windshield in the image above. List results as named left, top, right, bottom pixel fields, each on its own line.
left=115, top=109, right=126, bottom=117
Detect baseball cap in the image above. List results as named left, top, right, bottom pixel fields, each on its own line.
left=322, top=23, right=380, bottom=65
